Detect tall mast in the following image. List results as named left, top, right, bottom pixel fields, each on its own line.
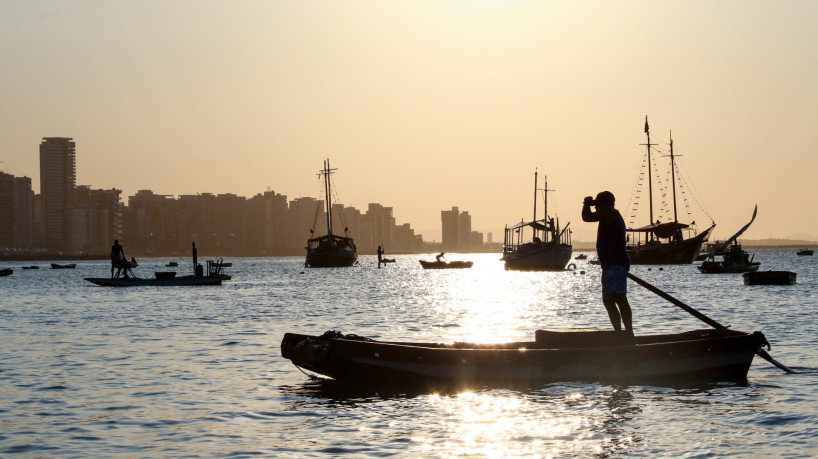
left=323, top=159, right=333, bottom=236
left=543, top=174, right=549, bottom=239
left=669, top=131, right=679, bottom=224
left=533, top=169, right=538, bottom=241
left=641, top=116, right=656, bottom=226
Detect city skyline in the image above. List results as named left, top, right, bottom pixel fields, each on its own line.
left=2, top=2, right=817, bottom=243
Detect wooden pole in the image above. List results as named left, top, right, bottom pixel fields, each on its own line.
left=627, top=272, right=795, bottom=374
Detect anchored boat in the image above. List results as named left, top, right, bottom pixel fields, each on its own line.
left=502, top=170, right=572, bottom=270
left=625, top=117, right=715, bottom=264
left=305, top=160, right=358, bottom=268
left=699, top=206, right=760, bottom=274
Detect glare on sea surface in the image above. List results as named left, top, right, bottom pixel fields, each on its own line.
left=421, top=254, right=580, bottom=343
left=413, top=391, right=600, bottom=458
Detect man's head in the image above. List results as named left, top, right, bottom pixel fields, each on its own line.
left=595, top=191, right=615, bottom=207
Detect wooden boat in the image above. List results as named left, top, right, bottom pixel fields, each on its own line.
left=22, top=265, right=39, bottom=270
left=796, top=249, right=814, bottom=256
left=85, top=274, right=223, bottom=287
left=305, top=160, right=358, bottom=268
left=281, top=328, right=770, bottom=386
left=699, top=207, right=760, bottom=274
left=51, top=263, right=76, bottom=269
left=626, top=117, right=715, bottom=264
left=166, top=261, right=179, bottom=267
left=86, top=251, right=228, bottom=287
left=0, top=268, right=12, bottom=277
left=419, top=260, right=473, bottom=269
left=575, top=253, right=588, bottom=260
left=502, top=170, right=572, bottom=270
left=743, top=271, right=796, bottom=285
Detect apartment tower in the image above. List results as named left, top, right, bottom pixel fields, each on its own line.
left=40, top=137, right=76, bottom=252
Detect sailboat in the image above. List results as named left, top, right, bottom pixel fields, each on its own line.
left=305, top=159, right=358, bottom=268
left=502, top=170, right=573, bottom=270
left=699, top=206, right=760, bottom=274
left=626, top=117, right=715, bottom=264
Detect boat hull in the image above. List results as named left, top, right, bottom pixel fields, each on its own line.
left=419, top=260, right=473, bottom=269
left=85, top=276, right=224, bottom=287
left=306, top=247, right=358, bottom=268
left=698, top=260, right=760, bottom=274
left=627, top=226, right=713, bottom=265
left=503, top=242, right=573, bottom=271
left=281, top=329, right=765, bottom=386
left=743, top=271, right=796, bottom=285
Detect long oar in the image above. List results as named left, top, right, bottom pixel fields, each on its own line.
left=627, top=272, right=795, bottom=374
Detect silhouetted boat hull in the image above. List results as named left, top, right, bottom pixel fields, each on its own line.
left=743, top=271, right=796, bottom=285
left=306, top=235, right=358, bottom=268
left=51, top=263, right=76, bottom=269
left=419, top=260, right=473, bottom=269
left=281, top=329, right=767, bottom=386
left=503, top=241, right=573, bottom=271
left=627, top=225, right=714, bottom=264
left=85, top=275, right=224, bottom=287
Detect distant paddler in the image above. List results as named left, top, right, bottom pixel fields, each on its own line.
left=192, top=241, right=199, bottom=276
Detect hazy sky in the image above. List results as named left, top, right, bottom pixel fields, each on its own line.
left=2, top=1, right=816, bottom=243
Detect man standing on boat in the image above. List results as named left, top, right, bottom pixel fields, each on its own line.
left=111, top=239, right=125, bottom=278
left=582, top=191, right=633, bottom=335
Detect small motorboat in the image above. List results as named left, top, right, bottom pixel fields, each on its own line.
left=166, top=261, right=179, bottom=267
left=574, top=253, right=588, bottom=260
left=22, top=266, right=39, bottom=270
left=0, top=268, right=13, bottom=277
left=796, top=249, right=813, bottom=256
left=282, top=328, right=771, bottom=386
left=51, top=263, right=77, bottom=269
left=419, top=260, right=473, bottom=269
left=743, top=271, right=796, bottom=285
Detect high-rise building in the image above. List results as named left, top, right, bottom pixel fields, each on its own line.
left=39, top=137, right=76, bottom=252
left=441, top=206, right=460, bottom=251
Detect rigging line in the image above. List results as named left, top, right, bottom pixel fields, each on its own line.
left=329, top=174, right=351, bottom=233
left=624, top=150, right=649, bottom=225
left=677, top=160, right=714, bottom=222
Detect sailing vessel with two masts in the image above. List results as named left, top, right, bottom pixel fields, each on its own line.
left=502, top=170, right=573, bottom=270
left=625, top=117, right=715, bottom=264
left=305, top=160, right=358, bottom=268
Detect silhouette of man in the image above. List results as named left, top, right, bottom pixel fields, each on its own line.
left=111, top=239, right=124, bottom=278
left=377, top=245, right=384, bottom=268
left=582, top=191, right=633, bottom=335
left=436, top=252, right=445, bottom=262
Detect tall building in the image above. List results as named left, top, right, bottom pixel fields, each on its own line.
left=40, top=137, right=76, bottom=252
left=441, top=206, right=461, bottom=251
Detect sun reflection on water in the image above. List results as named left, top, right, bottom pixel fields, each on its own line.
left=412, top=391, right=595, bottom=458
left=420, top=254, right=588, bottom=343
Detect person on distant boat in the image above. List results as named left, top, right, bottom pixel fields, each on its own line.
left=111, top=239, right=125, bottom=278
left=582, top=191, right=633, bottom=336
left=436, top=252, right=445, bottom=262
left=377, top=245, right=384, bottom=268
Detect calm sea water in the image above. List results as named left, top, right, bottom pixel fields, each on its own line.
left=1, top=249, right=816, bottom=457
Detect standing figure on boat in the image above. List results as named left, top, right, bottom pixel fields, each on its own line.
left=582, top=191, right=634, bottom=336
left=111, top=239, right=124, bottom=278
left=377, top=245, right=384, bottom=268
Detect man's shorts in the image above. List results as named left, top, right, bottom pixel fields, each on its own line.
left=601, top=265, right=628, bottom=300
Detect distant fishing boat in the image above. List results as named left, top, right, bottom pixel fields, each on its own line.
left=419, top=260, right=473, bottom=270
left=305, top=160, right=358, bottom=268
left=0, top=268, right=12, bottom=277
left=626, top=117, right=715, bottom=264
left=51, top=263, right=76, bottom=269
left=699, top=206, right=760, bottom=274
left=502, top=170, right=572, bottom=270
left=796, top=248, right=813, bottom=256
